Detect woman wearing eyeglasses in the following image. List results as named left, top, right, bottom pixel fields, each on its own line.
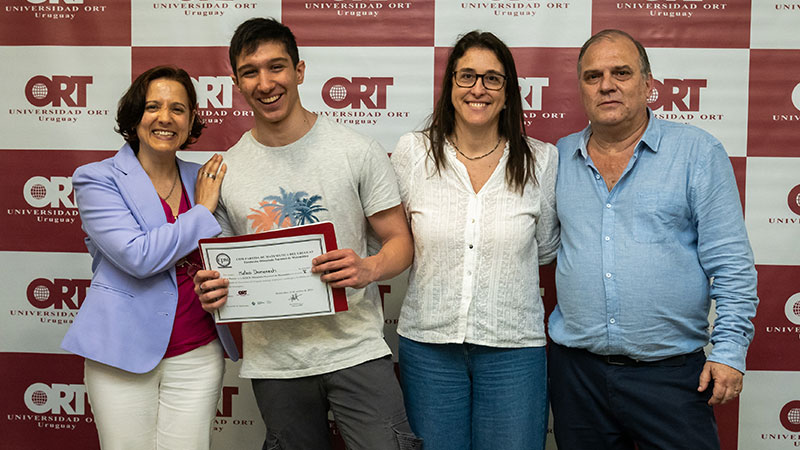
left=61, top=66, right=239, bottom=450
left=391, top=31, right=559, bottom=450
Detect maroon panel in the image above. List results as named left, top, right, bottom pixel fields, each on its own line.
left=746, top=265, right=800, bottom=371
left=0, top=353, right=99, bottom=449
left=283, top=0, right=434, bottom=47
left=0, top=0, right=130, bottom=46
left=1, top=149, right=115, bottom=253
left=747, top=49, right=800, bottom=157
left=592, top=0, right=750, bottom=48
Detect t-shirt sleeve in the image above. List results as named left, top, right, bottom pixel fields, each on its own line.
left=358, top=139, right=402, bottom=217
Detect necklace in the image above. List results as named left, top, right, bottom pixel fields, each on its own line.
left=157, top=170, right=179, bottom=201
left=451, top=137, right=502, bottom=161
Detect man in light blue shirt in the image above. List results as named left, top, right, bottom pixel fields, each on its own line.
left=548, top=29, right=758, bottom=450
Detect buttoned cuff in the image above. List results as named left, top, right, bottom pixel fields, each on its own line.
left=707, top=341, right=748, bottom=374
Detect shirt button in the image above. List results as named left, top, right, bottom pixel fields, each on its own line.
left=595, top=174, right=601, bottom=180
left=609, top=318, right=616, bottom=324
left=605, top=273, right=612, bottom=278
left=471, top=219, right=476, bottom=223
left=604, top=236, right=610, bottom=241
left=468, top=244, right=473, bottom=249
left=606, top=203, right=612, bottom=208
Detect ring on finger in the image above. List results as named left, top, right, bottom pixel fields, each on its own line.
left=203, top=171, right=216, bottom=179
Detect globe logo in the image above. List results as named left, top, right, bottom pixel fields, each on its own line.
left=780, top=401, right=800, bottom=432
left=33, top=285, right=50, bottom=302
left=328, top=84, right=347, bottom=102
left=29, top=183, right=47, bottom=201
left=785, top=293, right=800, bottom=325
left=30, top=390, right=48, bottom=406
left=647, top=87, right=659, bottom=104
left=789, top=408, right=800, bottom=425
left=30, top=83, right=48, bottom=100
left=792, top=82, right=800, bottom=112
left=788, top=184, right=800, bottom=216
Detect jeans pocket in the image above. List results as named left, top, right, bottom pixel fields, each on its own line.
left=391, top=416, right=423, bottom=450
left=393, top=428, right=423, bottom=450
left=264, top=430, right=282, bottom=450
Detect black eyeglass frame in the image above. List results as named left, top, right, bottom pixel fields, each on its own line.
left=452, top=70, right=508, bottom=91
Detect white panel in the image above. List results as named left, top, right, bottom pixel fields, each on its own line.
left=745, top=157, right=800, bottom=265
left=0, top=46, right=130, bottom=151
left=647, top=48, right=749, bottom=157
left=0, top=251, right=93, bottom=354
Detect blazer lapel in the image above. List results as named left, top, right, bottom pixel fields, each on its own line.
left=177, top=158, right=197, bottom=207
left=112, top=144, right=167, bottom=230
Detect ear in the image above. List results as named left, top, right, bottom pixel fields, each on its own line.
left=296, top=60, right=306, bottom=85
left=644, top=73, right=654, bottom=92
left=231, top=73, right=239, bottom=89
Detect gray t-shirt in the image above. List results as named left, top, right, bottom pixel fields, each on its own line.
left=216, top=116, right=401, bottom=378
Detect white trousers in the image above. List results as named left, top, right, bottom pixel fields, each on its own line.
left=84, top=340, right=224, bottom=450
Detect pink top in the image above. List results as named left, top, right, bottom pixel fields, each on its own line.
left=160, top=185, right=217, bottom=358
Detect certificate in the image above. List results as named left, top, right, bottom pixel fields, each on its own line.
left=198, top=221, right=348, bottom=324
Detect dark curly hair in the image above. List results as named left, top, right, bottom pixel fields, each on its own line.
left=425, top=31, right=535, bottom=193
left=115, top=65, right=204, bottom=152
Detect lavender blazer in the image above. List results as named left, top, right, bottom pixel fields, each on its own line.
left=61, top=144, right=239, bottom=373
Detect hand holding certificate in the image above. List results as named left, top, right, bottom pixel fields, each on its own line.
left=198, top=222, right=347, bottom=324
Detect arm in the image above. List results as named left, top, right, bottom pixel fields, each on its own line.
left=74, top=160, right=221, bottom=279
left=311, top=204, right=413, bottom=289
left=691, top=141, right=758, bottom=404
left=535, top=142, right=560, bottom=265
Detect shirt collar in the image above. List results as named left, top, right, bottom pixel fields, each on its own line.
left=573, top=108, right=661, bottom=160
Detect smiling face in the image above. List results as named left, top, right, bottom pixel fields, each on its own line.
left=450, top=47, right=507, bottom=133
left=135, top=78, right=192, bottom=156
left=232, top=40, right=305, bottom=131
left=578, top=35, right=652, bottom=131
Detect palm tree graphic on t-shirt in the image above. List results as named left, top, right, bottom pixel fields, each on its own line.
left=247, top=187, right=327, bottom=231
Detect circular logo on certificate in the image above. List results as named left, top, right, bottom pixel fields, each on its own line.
left=215, top=253, right=231, bottom=268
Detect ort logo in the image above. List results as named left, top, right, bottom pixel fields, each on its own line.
left=519, top=77, right=549, bottom=111
left=788, top=184, right=800, bottom=216
left=785, top=293, right=800, bottom=325
left=25, top=76, right=92, bottom=108
left=192, top=76, right=234, bottom=109
left=216, top=386, right=239, bottom=417
left=780, top=401, right=800, bottom=432
left=24, top=383, right=87, bottom=415
left=792, top=82, right=800, bottom=112
left=647, top=78, right=707, bottom=112
left=27, top=278, right=89, bottom=310
left=24, top=176, right=75, bottom=208
left=322, top=77, right=393, bottom=109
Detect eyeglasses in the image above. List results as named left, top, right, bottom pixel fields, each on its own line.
left=453, top=70, right=507, bottom=91
left=176, top=257, right=203, bottom=279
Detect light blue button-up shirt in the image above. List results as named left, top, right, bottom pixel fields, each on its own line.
left=549, top=111, right=758, bottom=372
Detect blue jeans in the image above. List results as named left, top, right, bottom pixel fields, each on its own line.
left=398, top=336, right=548, bottom=450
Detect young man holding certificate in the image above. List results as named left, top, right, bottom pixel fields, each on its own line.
left=193, top=18, right=419, bottom=450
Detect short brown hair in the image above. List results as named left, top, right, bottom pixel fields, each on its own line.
left=115, top=65, right=204, bottom=151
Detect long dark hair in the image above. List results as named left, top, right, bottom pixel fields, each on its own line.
left=425, top=31, right=535, bottom=192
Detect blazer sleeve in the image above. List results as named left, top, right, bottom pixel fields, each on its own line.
left=73, top=162, right=221, bottom=279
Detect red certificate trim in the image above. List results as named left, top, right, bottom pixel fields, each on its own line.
left=198, top=221, right=348, bottom=314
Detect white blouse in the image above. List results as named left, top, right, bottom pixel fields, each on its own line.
left=391, top=132, right=559, bottom=348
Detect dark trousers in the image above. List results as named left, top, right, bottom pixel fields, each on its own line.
left=251, top=356, right=420, bottom=450
left=548, top=342, right=720, bottom=450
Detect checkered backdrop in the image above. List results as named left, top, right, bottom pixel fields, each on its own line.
left=1, top=1, right=799, bottom=449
